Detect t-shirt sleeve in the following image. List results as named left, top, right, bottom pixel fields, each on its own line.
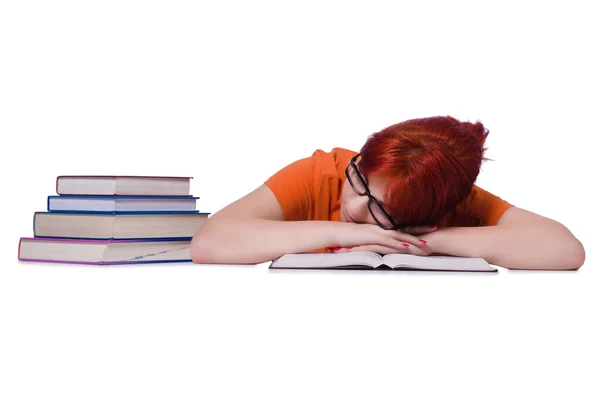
left=445, top=185, right=514, bottom=227
left=264, top=154, right=315, bottom=222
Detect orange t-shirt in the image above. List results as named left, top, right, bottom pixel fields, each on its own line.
left=264, top=147, right=514, bottom=227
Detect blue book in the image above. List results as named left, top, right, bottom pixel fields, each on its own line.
left=33, top=211, right=210, bottom=240
left=47, top=195, right=199, bottom=213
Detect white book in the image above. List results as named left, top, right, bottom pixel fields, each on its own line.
left=47, top=195, right=199, bottom=212
left=33, top=212, right=209, bottom=239
left=56, top=175, right=192, bottom=196
left=270, top=252, right=497, bottom=272
left=18, top=237, right=193, bottom=265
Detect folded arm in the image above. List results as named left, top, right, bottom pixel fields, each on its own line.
left=190, top=185, right=340, bottom=264
left=423, top=207, right=585, bottom=270
left=190, top=184, right=428, bottom=264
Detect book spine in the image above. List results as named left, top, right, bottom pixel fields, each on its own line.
left=102, top=259, right=193, bottom=265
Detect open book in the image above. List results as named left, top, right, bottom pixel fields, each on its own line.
left=270, top=252, right=497, bottom=272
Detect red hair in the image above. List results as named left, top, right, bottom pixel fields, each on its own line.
left=358, top=116, right=490, bottom=227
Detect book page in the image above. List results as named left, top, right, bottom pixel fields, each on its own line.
left=271, top=251, right=383, bottom=269
left=104, top=241, right=192, bottom=263
left=382, top=254, right=496, bottom=272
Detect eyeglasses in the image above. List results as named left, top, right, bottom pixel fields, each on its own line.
left=345, top=153, right=405, bottom=230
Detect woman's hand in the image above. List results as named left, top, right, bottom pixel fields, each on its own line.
left=330, top=223, right=438, bottom=256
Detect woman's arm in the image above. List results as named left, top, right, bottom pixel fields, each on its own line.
left=422, top=207, right=586, bottom=270
left=191, top=184, right=426, bottom=264
left=190, top=185, right=332, bottom=264
left=191, top=217, right=341, bottom=264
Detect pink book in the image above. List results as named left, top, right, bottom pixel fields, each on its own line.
left=18, top=237, right=193, bottom=265
left=56, top=175, right=193, bottom=196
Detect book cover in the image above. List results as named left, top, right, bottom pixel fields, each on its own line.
left=56, top=175, right=193, bottom=196
left=33, top=211, right=210, bottom=239
left=18, top=237, right=194, bottom=265
left=47, top=195, right=200, bottom=213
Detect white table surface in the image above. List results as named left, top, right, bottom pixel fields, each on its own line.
left=2, top=255, right=597, bottom=397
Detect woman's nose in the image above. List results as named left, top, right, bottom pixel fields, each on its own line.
left=346, top=195, right=370, bottom=222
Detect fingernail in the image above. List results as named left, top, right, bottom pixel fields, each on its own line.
left=420, top=239, right=427, bottom=244
left=332, top=247, right=341, bottom=252
left=403, top=243, right=410, bottom=247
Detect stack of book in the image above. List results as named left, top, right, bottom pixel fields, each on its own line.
left=18, top=175, right=210, bottom=265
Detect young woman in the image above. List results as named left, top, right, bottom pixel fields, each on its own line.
left=191, top=116, right=585, bottom=270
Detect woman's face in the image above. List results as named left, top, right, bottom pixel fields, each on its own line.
left=339, top=159, right=392, bottom=226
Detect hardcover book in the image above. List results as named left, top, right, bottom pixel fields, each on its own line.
left=33, top=211, right=209, bottom=239
left=56, top=175, right=193, bottom=196
left=18, top=237, right=194, bottom=265
left=47, top=195, right=200, bottom=213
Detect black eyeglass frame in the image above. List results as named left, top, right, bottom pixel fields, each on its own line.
left=345, top=153, right=406, bottom=230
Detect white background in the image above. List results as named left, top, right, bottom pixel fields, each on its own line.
left=1, top=1, right=598, bottom=396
